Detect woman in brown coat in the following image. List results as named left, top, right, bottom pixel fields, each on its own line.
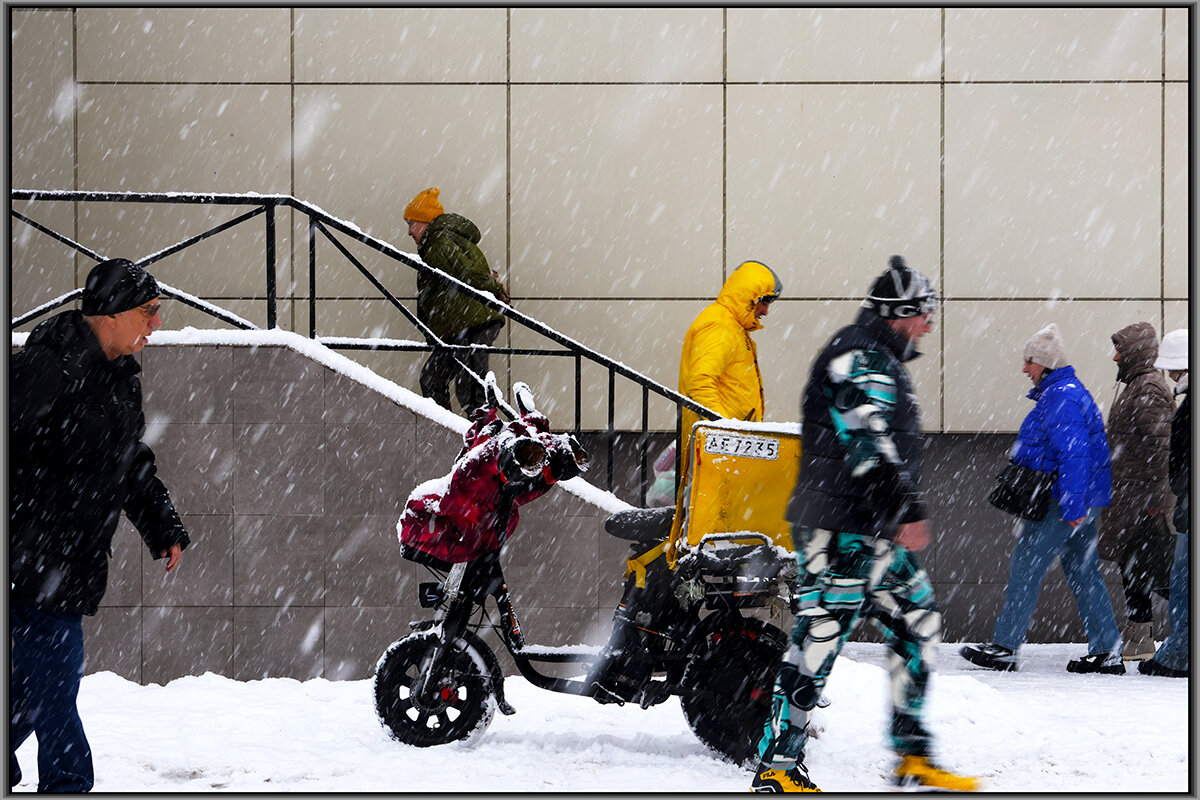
left=1100, top=322, right=1176, bottom=660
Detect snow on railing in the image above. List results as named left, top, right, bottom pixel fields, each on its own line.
left=9, top=325, right=635, bottom=516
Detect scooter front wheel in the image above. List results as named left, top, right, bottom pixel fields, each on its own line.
left=374, top=630, right=497, bottom=747
left=680, top=618, right=786, bottom=766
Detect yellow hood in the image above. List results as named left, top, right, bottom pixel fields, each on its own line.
left=715, top=261, right=782, bottom=332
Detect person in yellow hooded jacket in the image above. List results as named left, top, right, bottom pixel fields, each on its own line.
left=667, top=260, right=781, bottom=506
left=679, top=259, right=781, bottom=429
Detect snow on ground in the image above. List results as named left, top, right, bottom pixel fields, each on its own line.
left=11, top=643, right=1188, bottom=793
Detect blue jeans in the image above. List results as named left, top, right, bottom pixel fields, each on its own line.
left=10, top=600, right=94, bottom=792
left=1153, top=532, right=1190, bottom=671
left=993, top=504, right=1121, bottom=655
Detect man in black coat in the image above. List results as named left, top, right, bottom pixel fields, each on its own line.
left=10, top=258, right=191, bottom=792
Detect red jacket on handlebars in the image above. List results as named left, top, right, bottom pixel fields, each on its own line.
left=399, top=407, right=582, bottom=564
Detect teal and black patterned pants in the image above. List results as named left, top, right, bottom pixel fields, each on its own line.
left=757, top=527, right=941, bottom=768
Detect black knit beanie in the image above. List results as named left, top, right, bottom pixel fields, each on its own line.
left=81, top=258, right=160, bottom=316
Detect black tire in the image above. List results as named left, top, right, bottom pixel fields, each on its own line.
left=680, top=618, right=786, bottom=766
left=373, top=631, right=497, bottom=747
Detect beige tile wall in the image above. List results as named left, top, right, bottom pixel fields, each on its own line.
left=294, top=8, right=508, bottom=83
left=9, top=7, right=1190, bottom=434
left=509, top=83, right=724, bottom=299
left=1166, top=7, right=1190, bottom=80
left=944, top=8, right=1163, bottom=81
left=944, top=83, right=1162, bottom=300
left=76, top=8, right=292, bottom=83
left=510, top=8, right=724, bottom=83
left=728, top=8, right=943, bottom=82
left=726, top=84, right=943, bottom=295
left=1165, top=84, right=1190, bottom=298
left=945, top=300, right=1165, bottom=431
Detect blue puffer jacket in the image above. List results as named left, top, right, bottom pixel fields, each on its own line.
left=1012, top=365, right=1113, bottom=522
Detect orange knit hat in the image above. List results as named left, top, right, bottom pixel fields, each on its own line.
left=404, top=187, right=444, bottom=223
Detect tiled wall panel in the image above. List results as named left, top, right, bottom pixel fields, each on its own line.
left=727, top=85, right=942, bottom=296
left=294, top=8, right=507, bottom=83
left=510, top=298, right=706, bottom=429
left=11, top=9, right=74, bottom=188
left=76, top=8, right=291, bottom=83
left=1164, top=84, right=1189, bottom=299
left=11, top=10, right=78, bottom=307
left=944, top=84, right=1161, bottom=301
left=510, top=84, right=724, bottom=300
left=1166, top=8, right=1190, bottom=80
left=728, top=8, right=942, bottom=82
left=944, top=8, right=1163, bottom=81
left=510, top=8, right=723, bottom=83
left=11, top=201, right=79, bottom=313
left=77, top=85, right=292, bottom=194
left=944, top=300, right=1163, bottom=432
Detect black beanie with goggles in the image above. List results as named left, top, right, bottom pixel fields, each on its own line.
left=862, top=255, right=938, bottom=319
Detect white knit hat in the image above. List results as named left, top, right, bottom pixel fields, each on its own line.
left=1153, top=329, right=1188, bottom=371
left=1023, top=323, right=1068, bottom=370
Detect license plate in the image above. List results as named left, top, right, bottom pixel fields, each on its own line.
left=703, top=432, right=779, bottom=460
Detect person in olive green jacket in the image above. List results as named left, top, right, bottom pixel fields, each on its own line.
left=404, top=187, right=508, bottom=413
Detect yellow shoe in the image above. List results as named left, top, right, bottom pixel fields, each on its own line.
left=750, top=762, right=820, bottom=792
left=893, top=755, right=979, bottom=792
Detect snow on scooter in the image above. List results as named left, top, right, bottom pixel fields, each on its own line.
left=373, top=375, right=799, bottom=765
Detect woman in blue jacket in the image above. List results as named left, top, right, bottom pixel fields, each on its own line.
left=961, top=324, right=1123, bottom=674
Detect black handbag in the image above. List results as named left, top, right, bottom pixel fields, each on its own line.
left=1119, top=514, right=1176, bottom=598
left=987, top=461, right=1057, bottom=521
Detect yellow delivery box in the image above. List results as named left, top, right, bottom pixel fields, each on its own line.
left=668, top=420, right=802, bottom=559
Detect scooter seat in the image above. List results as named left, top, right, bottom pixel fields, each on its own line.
left=604, top=506, right=675, bottom=543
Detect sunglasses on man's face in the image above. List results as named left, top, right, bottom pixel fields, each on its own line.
left=758, top=295, right=777, bottom=305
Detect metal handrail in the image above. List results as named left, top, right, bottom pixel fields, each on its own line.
left=10, top=190, right=718, bottom=502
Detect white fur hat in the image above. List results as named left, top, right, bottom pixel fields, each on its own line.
left=1154, top=329, right=1188, bottom=371
left=1023, top=323, right=1068, bottom=370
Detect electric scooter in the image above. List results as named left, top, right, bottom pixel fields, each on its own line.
left=373, top=385, right=799, bottom=764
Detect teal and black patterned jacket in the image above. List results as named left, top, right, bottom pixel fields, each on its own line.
left=788, top=308, right=927, bottom=539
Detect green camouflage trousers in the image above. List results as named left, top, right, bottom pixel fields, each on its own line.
left=757, top=527, right=941, bottom=767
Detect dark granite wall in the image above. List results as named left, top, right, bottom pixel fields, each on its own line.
left=71, top=344, right=1151, bottom=684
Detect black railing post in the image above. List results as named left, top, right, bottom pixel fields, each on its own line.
left=265, top=202, right=277, bottom=329
left=574, top=355, right=582, bottom=435
left=640, top=385, right=650, bottom=507
left=308, top=215, right=317, bottom=339
left=606, top=369, right=616, bottom=492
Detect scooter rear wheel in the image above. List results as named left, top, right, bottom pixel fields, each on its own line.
left=374, top=631, right=497, bottom=747
left=680, top=618, right=785, bottom=766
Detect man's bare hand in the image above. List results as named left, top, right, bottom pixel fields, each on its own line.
left=161, top=543, right=182, bottom=573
